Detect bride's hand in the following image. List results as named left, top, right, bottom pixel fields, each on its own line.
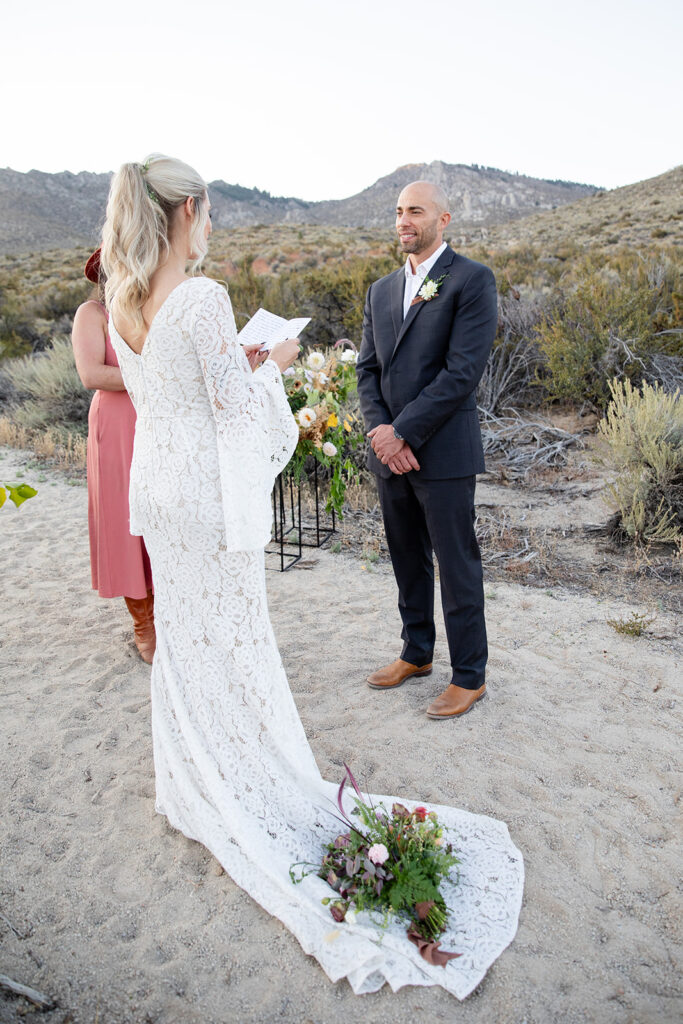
left=268, top=338, right=301, bottom=372
left=243, top=343, right=268, bottom=371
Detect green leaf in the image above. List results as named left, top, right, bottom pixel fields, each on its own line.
left=0, top=487, right=5, bottom=509
left=5, top=483, right=38, bottom=508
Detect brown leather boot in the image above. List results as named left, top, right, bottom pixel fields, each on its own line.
left=124, top=590, right=156, bottom=664
left=367, top=658, right=432, bottom=689
left=426, top=683, right=486, bottom=719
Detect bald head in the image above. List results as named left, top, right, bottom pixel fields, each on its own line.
left=398, top=180, right=450, bottom=215
left=396, top=181, right=451, bottom=263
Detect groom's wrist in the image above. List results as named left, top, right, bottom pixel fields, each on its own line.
left=392, top=426, right=404, bottom=442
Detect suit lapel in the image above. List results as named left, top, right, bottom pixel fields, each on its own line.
left=390, top=268, right=404, bottom=340
left=391, top=245, right=455, bottom=359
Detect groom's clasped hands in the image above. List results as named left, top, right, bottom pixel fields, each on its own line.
left=368, top=423, right=420, bottom=475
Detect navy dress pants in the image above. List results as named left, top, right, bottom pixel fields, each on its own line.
left=376, top=472, right=487, bottom=690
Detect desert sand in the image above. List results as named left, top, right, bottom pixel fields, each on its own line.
left=0, top=445, right=680, bottom=1024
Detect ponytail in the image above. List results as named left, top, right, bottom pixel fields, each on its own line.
left=101, top=154, right=208, bottom=328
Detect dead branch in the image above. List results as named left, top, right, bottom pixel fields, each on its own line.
left=479, top=409, right=586, bottom=476
left=0, top=974, right=55, bottom=1010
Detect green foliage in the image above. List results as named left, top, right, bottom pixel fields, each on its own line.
left=0, top=482, right=37, bottom=509
left=534, top=250, right=682, bottom=408
left=597, top=378, right=682, bottom=545
left=606, top=610, right=656, bottom=637
left=0, top=270, right=41, bottom=358
left=2, top=337, right=90, bottom=433
left=227, top=254, right=400, bottom=350
left=282, top=349, right=366, bottom=517
left=30, top=279, right=91, bottom=320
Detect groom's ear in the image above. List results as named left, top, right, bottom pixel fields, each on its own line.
left=440, top=211, right=452, bottom=230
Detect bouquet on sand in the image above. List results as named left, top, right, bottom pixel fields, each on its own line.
left=292, top=766, right=462, bottom=967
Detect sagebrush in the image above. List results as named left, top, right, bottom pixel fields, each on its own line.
left=2, top=337, right=90, bottom=434
left=597, top=377, right=682, bottom=544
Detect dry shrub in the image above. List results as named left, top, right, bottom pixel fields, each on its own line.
left=3, top=337, right=90, bottom=432
left=597, top=378, right=682, bottom=545
left=606, top=610, right=656, bottom=637
left=477, top=295, right=543, bottom=414
left=0, top=416, right=86, bottom=470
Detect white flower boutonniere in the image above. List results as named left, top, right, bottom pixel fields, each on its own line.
left=412, top=273, right=448, bottom=307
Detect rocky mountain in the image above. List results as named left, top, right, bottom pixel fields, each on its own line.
left=0, top=161, right=598, bottom=255
left=290, top=162, right=598, bottom=229
left=0, top=168, right=113, bottom=254
left=481, top=165, right=683, bottom=251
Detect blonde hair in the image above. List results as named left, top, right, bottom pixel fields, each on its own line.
left=101, top=153, right=210, bottom=327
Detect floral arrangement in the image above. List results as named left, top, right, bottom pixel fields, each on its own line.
left=291, top=765, right=461, bottom=967
left=283, top=342, right=364, bottom=517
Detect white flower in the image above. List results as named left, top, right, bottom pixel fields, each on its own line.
left=283, top=367, right=295, bottom=377
left=367, top=843, right=389, bottom=865
left=298, top=407, right=317, bottom=428
left=307, top=351, right=325, bottom=371
left=345, top=909, right=357, bottom=925
left=340, top=349, right=357, bottom=363
left=322, top=441, right=337, bottom=457
left=313, top=372, right=329, bottom=388
left=418, top=279, right=438, bottom=301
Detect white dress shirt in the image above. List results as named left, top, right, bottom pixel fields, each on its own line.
left=403, top=241, right=447, bottom=318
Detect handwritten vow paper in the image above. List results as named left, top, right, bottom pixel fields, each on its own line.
left=238, top=308, right=311, bottom=351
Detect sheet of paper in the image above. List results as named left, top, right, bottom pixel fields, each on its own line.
left=238, top=308, right=311, bottom=350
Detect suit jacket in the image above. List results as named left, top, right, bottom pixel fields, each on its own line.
left=356, top=245, right=498, bottom=479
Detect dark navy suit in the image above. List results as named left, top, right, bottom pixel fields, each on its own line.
left=356, top=245, right=497, bottom=688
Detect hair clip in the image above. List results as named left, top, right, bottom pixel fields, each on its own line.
left=145, top=182, right=161, bottom=205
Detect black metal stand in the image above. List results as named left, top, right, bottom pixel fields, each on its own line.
left=305, top=461, right=336, bottom=549
left=265, top=462, right=336, bottom=572
left=266, top=473, right=302, bottom=572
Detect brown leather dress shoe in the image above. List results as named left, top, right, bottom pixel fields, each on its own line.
left=367, top=658, right=432, bottom=689
left=426, top=683, right=486, bottom=719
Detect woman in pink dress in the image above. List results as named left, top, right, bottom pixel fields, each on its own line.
left=71, top=249, right=155, bottom=662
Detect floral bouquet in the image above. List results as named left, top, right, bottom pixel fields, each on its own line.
left=291, top=765, right=461, bottom=967
left=283, top=342, right=364, bottom=517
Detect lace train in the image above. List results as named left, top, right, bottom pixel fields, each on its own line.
left=109, top=278, right=524, bottom=998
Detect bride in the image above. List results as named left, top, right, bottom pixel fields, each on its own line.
left=101, top=153, right=523, bottom=999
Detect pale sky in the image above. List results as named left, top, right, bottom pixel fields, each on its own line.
left=1, top=0, right=681, bottom=200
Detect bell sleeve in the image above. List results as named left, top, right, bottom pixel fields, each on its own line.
left=193, top=281, right=298, bottom=551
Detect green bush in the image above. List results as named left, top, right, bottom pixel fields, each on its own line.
left=535, top=250, right=682, bottom=408
left=29, top=279, right=91, bottom=320
left=597, top=377, right=682, bottom=545
left=0, top=272, right=42, bottom=358
left=226, top=254, right=400, bottom=349
left=3, top=337, right=90, bottom=434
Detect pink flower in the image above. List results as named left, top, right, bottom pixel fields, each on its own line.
left=368, top=843, right=389, bottom=865
left=414, top=806, right=428, bottom=822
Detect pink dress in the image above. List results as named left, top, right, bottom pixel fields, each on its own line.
left=86, top=304, right=153, bottom=598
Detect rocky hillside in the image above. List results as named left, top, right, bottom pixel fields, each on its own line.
left=479, top=165, right=683, bottom=251
left=0, top=169, right=113, bottom=253
left=0, top=161, right=597, bottom=254
left=299, top=161, right=598, bottom=229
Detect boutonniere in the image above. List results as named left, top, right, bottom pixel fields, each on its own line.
left=411, top=273, right=448, bottom=307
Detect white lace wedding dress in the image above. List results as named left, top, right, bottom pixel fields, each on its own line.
left=109, top=276, right=524, bottom=999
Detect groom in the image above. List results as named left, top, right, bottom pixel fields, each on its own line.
left=356, top=180, right=498, bottom=719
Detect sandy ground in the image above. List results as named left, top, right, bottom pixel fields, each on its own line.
left=0, top=446, right=681, bottom=1024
